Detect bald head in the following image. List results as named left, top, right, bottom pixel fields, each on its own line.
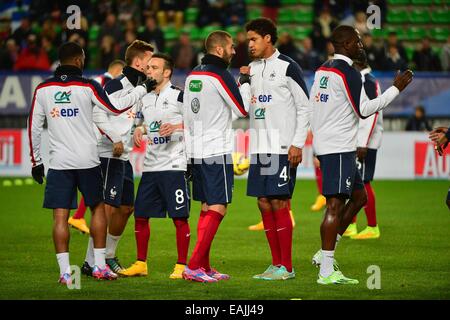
left=330, top=25, right=363, bottom=60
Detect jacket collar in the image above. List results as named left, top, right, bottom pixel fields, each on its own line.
left=201, top=54, right=229, bottom=69
left=158, top=81, right=172, bottom=95
left=54, top=65, right=83, bottom=77
left=122, top=66, right=147, bottom=87
left=334, top=53, right=354, bottom=66
left=360, top=67, right=372, bottom=75
left=263, top=49, right=280, bottom=62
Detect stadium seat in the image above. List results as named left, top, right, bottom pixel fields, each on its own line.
left=162, top=26, right=178, bottom=41
left=31, top=23, right=41, bottom=35
left=281, top=0, right=302, bottom=4
left=386, top=10, right=409, bottom=24
left=248, top=8, right=262, bottom=21
left=387, top=0, right=410, bottom=4
left=385, top=27, right=408, bottom=40
left=433, top=47, right=442, bottom=57
left=185, top=7, right=198, bottom=23
left=431, top=10, right=450, bottom=23
left=293, top=26, right=312, bottom=40
left=188, top=27, right=201, bottom=40
left=88, top=46, right=99, bottom=69
left=405, top=46, right=415, bottom=62
left=293, top=10, right=313, bottom=23
left=371, top=28, right=385, bottom=39
left=226, top=25, right=241, bottom=39
left=409, top=10, right=431, bottom=23
left=411, top=0, right=433, bottom=4
left=245, top=0, right=263, bottom=4
left=200, top=26, right=222, bottom=40
left=278, top=9, right=294, bottom=24
left=430, top=27, right=450, bottom=41
left=137, top=25, right=145, bottom=34
left=88, top=24, right=100, bottom=41
left=406, top=27, right=428, bottom=41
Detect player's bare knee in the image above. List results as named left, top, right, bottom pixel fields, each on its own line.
left=257, top=197, right=271, bottom=212
left=356, top=190, right=368, bottom=208
left=268, top=198, right=288, bottom=211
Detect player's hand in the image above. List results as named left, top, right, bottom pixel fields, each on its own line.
left=313, top=156, right=320, bottom=169
left=31, top=164, right=45, bottom=184
left=159, top=123, right=175, bottom=137
left=429, top=127, right=448, bottom=135
left=238, top=66, right=251, bottom=85
left=357, top=147, right=368, bottom=162
left=112, top=141, right=124, bottom=157
left=140, top=77, right=158, bottom=93
left=288, top=145, right=302, bottom=168
left=393, top=70, right=413, bottom=92
left=134, top=126, right=144, bottom=147
left=429, top=131, right=448, bottom=145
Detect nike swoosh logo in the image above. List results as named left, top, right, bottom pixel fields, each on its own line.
left=264, top=229, right=270, bottom=232
left=186, top=233, right=191, bottom=237
left=278, top=182, right=288, bottom=187
left=277, top=227, right=287, bottom=232
left=175, top=205, right=185, bottom=210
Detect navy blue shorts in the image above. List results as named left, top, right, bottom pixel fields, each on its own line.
left=100, top=158, right=135, bottom=208
left=192, top=154, right=234, bottom=205
left=447, top=188, right=450, bottom=203
left=247, top=154, right=297, bottom=198
left=318, top=151, right=365, bottom=198
left=44, top=166, right=103, bottom=209
left=357, top=149, right=377, bottom=183
left=134, top=171, right=190, bottom=218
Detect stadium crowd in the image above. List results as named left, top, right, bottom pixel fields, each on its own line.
left=0, top=0, right=448, bottom=72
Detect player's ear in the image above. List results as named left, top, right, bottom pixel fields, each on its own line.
left=264, top=34, right=271, bottom=44
left=163, top=68, right=171, bottom=78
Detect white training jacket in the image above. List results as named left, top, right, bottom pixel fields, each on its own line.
left=356, top=67, right=384, bottom=150
left=183, top=54, right=250, bottom=159
left=93, top=66, right=148, bottom=161
left=310, top=54, right=398, bottom=156
left=246, top=49, right=310, bottom=155
left=28, top=65, right=146, bottom=170
left=137, top=81, right=187, bottom=172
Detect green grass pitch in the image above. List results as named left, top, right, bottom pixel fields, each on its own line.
left=0, top=178, right=449, bottom=300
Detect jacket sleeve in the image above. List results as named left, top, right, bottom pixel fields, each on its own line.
left=357, top=77, right=380, bottom=147
left=341, top=68, right=399, bottom=119
left=90, top=79, right=147, bottom=115
left=286, top=62, right=311, bottom=149
left=213, top=70, right=248, bottom=118
left=27, top=88, right=46, bottom=167
left=92, top=106, right=122, bottom=143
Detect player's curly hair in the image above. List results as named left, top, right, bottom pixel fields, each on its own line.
left=245, top=18, right=278, bottom=45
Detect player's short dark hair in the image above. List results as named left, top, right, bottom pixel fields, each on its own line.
left=151, top=52, right=174, bottom=78
left=58, top=42, right=83, bottom=63
left=108, top=59, right=125, bottom=70
left=245, top=18, right=278, bottom=45
left=205, top=30, right=232, bottom=53
left=125, top=40, right=154, bottom=66
left=330, top=25, right=357, bottom=50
